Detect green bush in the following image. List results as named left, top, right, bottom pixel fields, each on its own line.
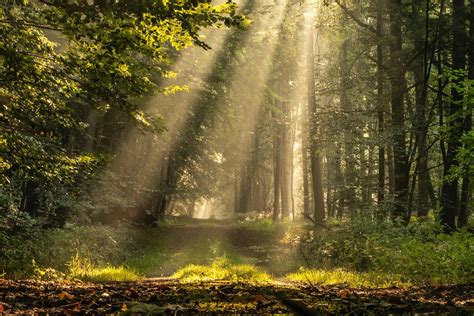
left=301, top=219, right=474, bottom=284
left=0, top=223, right=139, bottom=278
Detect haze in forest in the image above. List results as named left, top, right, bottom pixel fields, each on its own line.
left=0, top=1, right=473, bottom=313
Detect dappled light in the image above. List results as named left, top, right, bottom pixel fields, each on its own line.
left=1, top=0, right=473, bottom=314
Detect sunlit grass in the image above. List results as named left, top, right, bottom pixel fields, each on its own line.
left=286, top=268, right=410, bottom=288
left=172, top=257, right=271, bottom=283
left=68, top=255, right=142, bottom=282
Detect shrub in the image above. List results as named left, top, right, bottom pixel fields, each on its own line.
left=301, top=218, right=474, bottom=284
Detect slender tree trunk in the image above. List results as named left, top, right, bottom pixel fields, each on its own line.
left=458, top=1, right=473, bottom=227
left=376, top=0, right=386, bottom=208
left=302, top=125, right=311, bottom=216
left=83, top=109, right=98, bottom=152
left=388, top=0, right=410, bottom=221
left=340, top=39, right=357, bottom=216
left=272, top=103, right=282, bottom=222
left=280, top=100, right=292, bottom=219
left=440, top=0, right=466, bottom=230
left=308, top=27, right=325, bottom=223
left=335, top=143, right=345, bottom=218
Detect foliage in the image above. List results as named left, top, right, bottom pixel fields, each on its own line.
left=0, top=224, right=137, bottom=278
left=0, top=0, right=246, bottom=230
left=0, top=211, right=40, bottom=277
left=172, top=257, right=271, bottom=283
left=301, top=218, right=474, bottom=284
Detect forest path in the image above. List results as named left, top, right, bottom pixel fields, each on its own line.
left=2, top=220, right=473, bottom=314
left=2, top=279, right=472, bottom=314
left=124, top=219, right=306, bottom=277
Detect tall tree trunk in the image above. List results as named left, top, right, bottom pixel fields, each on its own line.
left=440, top=0, right=466, bottom=230
left=340, top=39, right=357, bottom=216
left=412, top=0, right=431, bottom=217
left=308, top=27, right=325, bottom=223
left=280, top=100, right=292, bottom=219
left=389, top=0, right=410, bottom=221
left=272, top=103, right=282, bottom=222
left=458, top=0, right=473, bottom=227
left=302, top=123, right=311, bottom=216
left=376, top=0, right=386, bottom=209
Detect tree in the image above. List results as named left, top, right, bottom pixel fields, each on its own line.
left=439, top=0, right=467, bottom=231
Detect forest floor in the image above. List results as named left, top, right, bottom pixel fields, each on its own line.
left=1, top=278, right=473, bottom=314
left=1, top=219, right=473, bottom=314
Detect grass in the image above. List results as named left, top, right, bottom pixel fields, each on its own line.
left=172, top=257, right=272, bottom=283
left=286, top=268, right=410, bottom=288
left=67, top=254, right=142, bottom=282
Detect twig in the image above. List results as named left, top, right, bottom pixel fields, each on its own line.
left=301, top=212, right=332, bottom=231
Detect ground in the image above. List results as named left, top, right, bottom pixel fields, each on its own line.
left=1, top=279, right=473, bottom=314
left=1, top=219, right=473, bottom=314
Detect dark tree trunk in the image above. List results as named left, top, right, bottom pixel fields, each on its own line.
left=376, top=0, right=386, bottom=209
left=440, top=0, right=466, bottom=230
left=412, top=0, right=431, bottom=217
left=458, top=0, right=473, bottom=227
left=20, top=181, right=39, bottom=217
left=389, top=0, right=409, bottom=221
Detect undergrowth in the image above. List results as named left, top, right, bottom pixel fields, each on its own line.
left=67, top=255, right=141, bottom=282
left=286, top=268, right=410, bottom=288
left=300, top=217, right=474, bottom=285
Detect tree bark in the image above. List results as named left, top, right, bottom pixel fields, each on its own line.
left=376, top=0, right=386, bottom=209
left=440, top=0, right=466, bottom=230
left=272, top=102, right=282, bottom=222
left=458, top=0, right=473, bottom=227
left=388, top=0, right=410, bottom=221
left=280, top=100, right=292, bottom=219
left=308, top=27, right=325, bottom=223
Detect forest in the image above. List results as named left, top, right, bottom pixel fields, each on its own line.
left=0, top=0, right=473, bottom=314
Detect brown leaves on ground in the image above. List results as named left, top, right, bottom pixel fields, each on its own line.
left=0, top=279, right=472, bottom=314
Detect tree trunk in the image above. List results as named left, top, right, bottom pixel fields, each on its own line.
left=340, top=39, right=357, bottom=216
left=280, top=100, right=292, bottom=219
left=458, top=0, right=473, bottom=227
left=272, top=102, right=282, bottom=222
left=388, top=0, right=410, bottom=221
left=376, top=0, right=386, bottom=209
left=302, top=124, right=311, bottom=216
left=440, top=0, right=466, bottom=230
left=412, top=0, right=431, bottom=217
left=308, top=27, right=325, bottom=223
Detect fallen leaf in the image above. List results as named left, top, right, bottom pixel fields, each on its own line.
left=253, top=294, right=266, bottom=302
left=58, top=291, right=74, bottom=300
left=338, top=289, right=350, bottom=298
left=121, top=303, right=128, bottom=311
left=0, top=304, right=4, bottom=312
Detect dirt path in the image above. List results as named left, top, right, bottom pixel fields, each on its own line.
left=126, top=222, right=303, bottom=277
left=1, top=279, right=473, bottom=314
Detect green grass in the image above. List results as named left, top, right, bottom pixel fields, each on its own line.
left=286, top=268, right=410, bottom=288
left=172, top=257, right=272, bottom=283
left=67, top=255, right=142, bottom=282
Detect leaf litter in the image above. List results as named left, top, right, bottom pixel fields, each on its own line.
left=1, top=278, right=473, bottom=314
